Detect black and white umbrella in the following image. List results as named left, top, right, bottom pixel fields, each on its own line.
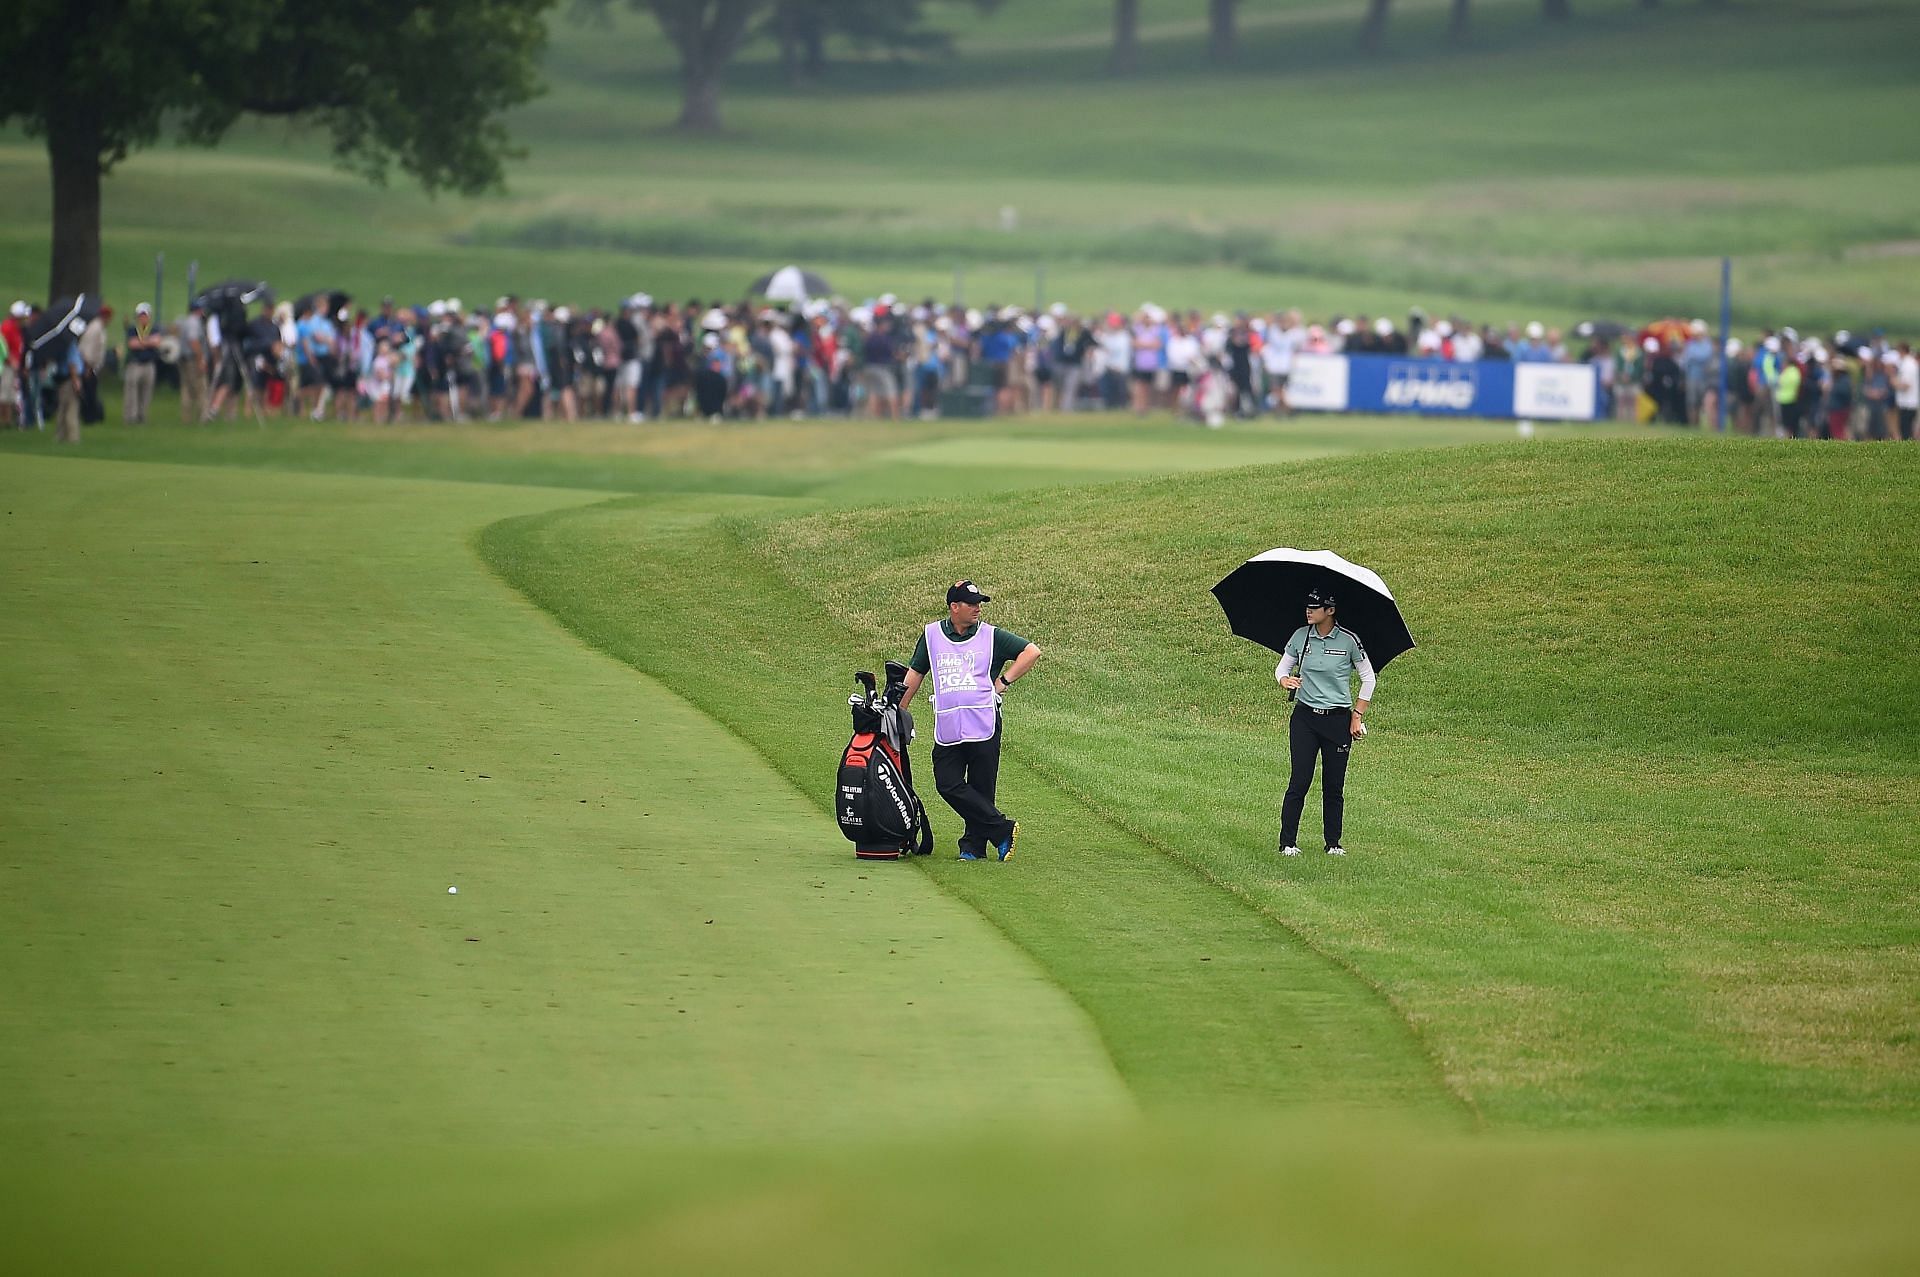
left=1211, top=547, right=1415, bottom=668
left=27, top=293, right=102, bottom=358
left=748, top=265, right=832, bottom=303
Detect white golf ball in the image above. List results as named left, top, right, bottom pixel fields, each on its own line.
left=447, top=886, right=458, bottom=894
left=1516, top=420, right=1536, bottom=438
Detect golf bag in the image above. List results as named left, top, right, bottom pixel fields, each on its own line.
left=836, top=661, right=933, bottom=860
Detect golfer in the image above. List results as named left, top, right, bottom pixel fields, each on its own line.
left=899, top=580, right=1040, bottom=861
left=1275, top=587, right=1375, bottom=857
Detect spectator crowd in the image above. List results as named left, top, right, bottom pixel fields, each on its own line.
left=3, top=289, right=1915, bottom=443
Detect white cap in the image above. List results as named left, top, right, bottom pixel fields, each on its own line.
left=446, top=297, right=463, bottom=313
left=1374, top=317, right=1393, bottom=336
left=701, top=307, right=729, bottom=331
left=496, top=296, right=511, bottom=311
left=1690, top=318, right=1708, bottom=335
left=553, top=306, right=571, bottom=322
left=427, top=300, right=447, bottom=317
left=630, top=292, right=653, bottom=309
left=1049, top=302, right=1068, bottom=317
left=493, top=312, right=517, bottom=331
left=1858, top=345, right=1874, bottom=360
left=8, top=300, right=27, bottom=318
left=1763, top=336, right=1780, bottom=352
left=702, top=332, right=720, bottom=349
left=134, top=302, right=152, bottom=315
left=1526, top=321, right=1545, bottom=339
left=965, top=308, right=983, bottom=328
left=1642, top=336, right=1660, bottom=352
left=1725, top=338, right=1743, bottom=356
left=879, top=293, right=897, bottom=306
left=1435, top=320, right=1454, bottom=337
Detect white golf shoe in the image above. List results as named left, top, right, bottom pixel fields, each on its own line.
left=1326, top=845, right=1346, bottom=856
left=1280, top=845, right=1302, bottom=857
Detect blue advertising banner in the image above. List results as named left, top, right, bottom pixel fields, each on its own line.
left=1305, top=353, right=1599, bottom=421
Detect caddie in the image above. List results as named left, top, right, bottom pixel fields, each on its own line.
left=898, top=579, right=1040, bottom=861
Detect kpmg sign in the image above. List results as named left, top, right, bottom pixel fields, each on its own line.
left=1289, top=353, right=1598, bottom=421
left=1381, top=361, right=1479, bottom=412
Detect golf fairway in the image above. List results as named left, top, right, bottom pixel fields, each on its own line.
left=0, top=456, right=1131, bottom=1157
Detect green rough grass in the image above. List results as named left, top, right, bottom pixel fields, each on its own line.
left=746, top=439, right=1920, bottom=1124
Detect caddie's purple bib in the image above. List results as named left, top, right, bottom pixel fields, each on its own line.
left=927, top=621, right=997, bottom=745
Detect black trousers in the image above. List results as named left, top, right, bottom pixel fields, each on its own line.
left=932, top=716, right=1013, bottom=855
left=1279, top=704, right=1353, bottom=850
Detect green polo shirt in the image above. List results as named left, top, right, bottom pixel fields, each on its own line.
left=909, top=620, right=1031, bottom=682
left=1284, top=624, right=1367, bottom=710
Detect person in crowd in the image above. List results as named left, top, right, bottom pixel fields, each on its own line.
left=1894, top=343, right=1918, bottom=442
left=1823, top=349, right=1854, bottom=441
left=860, top=313, right=900, bottom=419
left=1860, top=348, right=1894, bottom=442
left=78, top=306, right=110, bottom=424
left=0, top=301, right=23, bottom=427
left=122, top=302, right=161, bottom=423
left=1274, top=587, right=1375, bottom=859
left=175, top=299, right=209, bottom=423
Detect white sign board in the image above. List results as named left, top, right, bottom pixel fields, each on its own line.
left=1514, top=363, right=1598, bottom=420
left=1288, top=354, right=1351, bottom=412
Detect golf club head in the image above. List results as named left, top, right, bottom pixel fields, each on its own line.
left=855, top=670, right=878, bottom=697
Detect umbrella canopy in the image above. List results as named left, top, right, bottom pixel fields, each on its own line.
left=295, top=289, right=351, bottom=320
left=1575, top=319, right=1629, bottom=341
left=1211, top=547, right=1415, bottom=669
left=193, top=279, right=273, bottom=311
left=26, top=293, right=103, bottom=357
left=748, top=266, right=832, bottom=303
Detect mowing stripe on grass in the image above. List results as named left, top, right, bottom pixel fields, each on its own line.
left=0, top=456, right=1131, bottom=1157
left=480, top=494, right=1467, bottom=1120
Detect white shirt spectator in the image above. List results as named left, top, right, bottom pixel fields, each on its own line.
left=1897, top=354, right=1919, bottom=411
left=1261, top=324, right=1300, bottom=377
left=1452, top=329, right=1484, bottom=362
left=1166, top=331, right=1200, bottom=376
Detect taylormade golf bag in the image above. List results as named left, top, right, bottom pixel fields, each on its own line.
left=836, top=661, right=933, bottom=859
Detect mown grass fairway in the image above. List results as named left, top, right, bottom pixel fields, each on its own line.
left=2, top=415, right=1917, bottom=1272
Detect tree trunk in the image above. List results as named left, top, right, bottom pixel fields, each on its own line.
left=1109, top=0, right=1138, bottom=73
left=46, top=100, right=103, bottom=301
left=1208, top=0, right=1235, bottom=63
left=1543, top=0, right=1571, bottom=18
left=1448, top=0, right=1470, bottom=41
left=678, top=54, right=724, bottom=130
left=1359, top=0, right=1392, bottom=51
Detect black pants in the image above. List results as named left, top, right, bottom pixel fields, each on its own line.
left=1279, top=704, right=1353, bottom=850
left=932, top=716, right=1013, bottom=855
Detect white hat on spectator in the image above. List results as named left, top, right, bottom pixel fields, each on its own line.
left=1417, top=329, right=1443, bottom=353
left=879, top=293, right=897, bottom=306
left=1526, top=321, right=1545, bottom=340
left=702, top=332, right=720, bottom=350
left=701, top=307, right=729, bottom=331
left=850, top=306, right=873, bottom=328
left=447, top=297, right=464, bottom=313
left=1858, top=345, right=1874, bottom=360
left=1763, top=335, right=1780, bottom=352
left=496, top=296, right=511, bottom=311
left=554, top=306, right=571, bottom=322
left=1335, top=318, right=1356, bottom=336
left=1642, top=337, right=1661, bottom=352
left=911, top=304, right=929, bottom=322
left=630, top=293, right=653, bottom=309
left=965, top=308, right=983, bottom=328
left=1690, top=318, right=1708, bottom=335
left=1781, top=326, right=1798, bottom=341
left=1049, top=302, right=1068, bottom=317
left=1037, top=314, right=1058, bottom=334
left=8, top=301, right=27, bottom=318
left=801, top=299, right=828, bottom=320
left=134, top=302, right=152, bottom=315
left=1211, top=313, right=1228, bottom=328
left=493, top=312, right=517, bottom=331
left=1725, top=338, right=1743, bottom=356
left=1373, top=316, right=1393, bottom=336
left=428, top=300, right=447, bottom=317
left=1435, top=320, right=1454, bottom=337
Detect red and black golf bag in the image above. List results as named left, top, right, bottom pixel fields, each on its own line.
left=836, top=662, right=933, bottom=859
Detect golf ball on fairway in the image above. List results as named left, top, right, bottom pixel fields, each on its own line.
left=1517, top=420, right=1536, bottom=438
left=448, top=886, right=458, bottom=894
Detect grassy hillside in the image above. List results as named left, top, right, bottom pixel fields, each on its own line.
left=5, top=0, right=1920, bottom=330
left=486, top=438, right=1920, bottom=1126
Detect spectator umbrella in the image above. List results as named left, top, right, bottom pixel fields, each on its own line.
left=748, top=266, right=832, bottom=303
left=1211, top=547, right=1416, bottom=668
left=295, top=289, right=351, bottom=321
left=27, top=293, right=103, bottom=360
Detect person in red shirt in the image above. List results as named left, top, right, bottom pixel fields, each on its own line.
left=0, top=302, right=27, bottom=427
